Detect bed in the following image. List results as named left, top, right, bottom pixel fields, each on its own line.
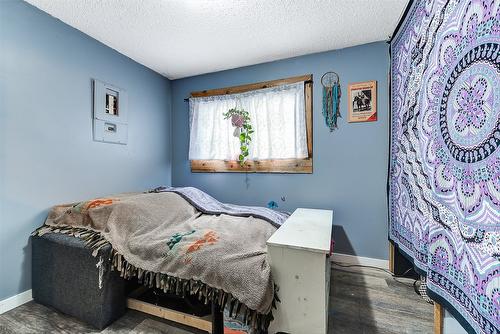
left=32, top=186, right=333, bottom=333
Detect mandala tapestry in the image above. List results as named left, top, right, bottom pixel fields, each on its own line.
left=389, top=0, right=499, bottom=333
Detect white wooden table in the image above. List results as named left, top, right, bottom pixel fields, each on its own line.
left=267, top=208, right=333, bottom=334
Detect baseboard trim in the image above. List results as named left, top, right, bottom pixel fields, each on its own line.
left=332, top=252, right=389, bottom=270
left=0, top=290, right=32, bottom=314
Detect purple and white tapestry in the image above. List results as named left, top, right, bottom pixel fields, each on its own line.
left=389, top=0, right=499, bottom=333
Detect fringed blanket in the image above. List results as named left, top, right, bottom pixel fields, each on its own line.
left=390, top=1, right=499, bottom=333
left=33, top=187, right=289, bottom=331
left=151, top=186, right=288, bottom=228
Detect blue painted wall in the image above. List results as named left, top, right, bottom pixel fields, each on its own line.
left=0, top=0, right=390, bottom=302
left=0, top=1, right=172, bottom=300
left=171, top=42, right=390, bottom=260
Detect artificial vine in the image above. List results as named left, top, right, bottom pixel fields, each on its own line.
left=223, top=108, right=253, bottom=166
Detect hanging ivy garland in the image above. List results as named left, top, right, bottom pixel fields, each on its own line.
left=223, top=108, right=253, bottom=166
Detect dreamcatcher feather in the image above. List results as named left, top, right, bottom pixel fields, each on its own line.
left=321, top=71, right=341, bottom=131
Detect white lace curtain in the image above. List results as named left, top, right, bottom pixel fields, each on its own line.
left=188, top=82, right=307, bottom=160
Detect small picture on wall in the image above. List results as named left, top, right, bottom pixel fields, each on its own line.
left=348, top=80, right=377, bottom=123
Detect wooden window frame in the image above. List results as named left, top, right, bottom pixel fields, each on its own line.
left=190, top=74, right=313, bottom=174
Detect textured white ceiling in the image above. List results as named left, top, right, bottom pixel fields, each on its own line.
left=25, top=0, right=409, bottom=79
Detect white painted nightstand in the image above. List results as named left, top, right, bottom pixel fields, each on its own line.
left=267, top=208, right=333, bottom=334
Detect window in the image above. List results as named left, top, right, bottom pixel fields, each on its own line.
left=188, top=75, right=313, bottom=173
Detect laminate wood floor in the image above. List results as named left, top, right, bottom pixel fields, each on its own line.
left=0, top=265, right=433, bottom=334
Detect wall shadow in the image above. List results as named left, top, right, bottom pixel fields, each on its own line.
left=331, top=225, right=356, bottom=256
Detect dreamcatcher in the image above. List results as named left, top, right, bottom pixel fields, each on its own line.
left=321, top=71, right=341, bottom=131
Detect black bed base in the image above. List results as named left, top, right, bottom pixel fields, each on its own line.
left=32, top=233, right=224, bottom=333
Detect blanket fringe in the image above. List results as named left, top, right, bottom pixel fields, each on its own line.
left=32, top=225, right=277, bottom=331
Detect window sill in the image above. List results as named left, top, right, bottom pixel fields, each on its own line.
left=190, top=159, right=312, bottom=174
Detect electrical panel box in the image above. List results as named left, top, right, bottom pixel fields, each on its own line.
left=92, top=79, right=128, bottom=145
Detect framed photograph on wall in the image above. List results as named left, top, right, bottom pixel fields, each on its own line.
left=348, top=80, right=377, bottom=123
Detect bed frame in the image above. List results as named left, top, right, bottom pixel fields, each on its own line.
left=126, top=286, right=223, bottom=333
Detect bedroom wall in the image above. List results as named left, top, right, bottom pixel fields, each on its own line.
left=171, top=42, right=390, bottom=260
left=0, top=1, right=172, bottom=301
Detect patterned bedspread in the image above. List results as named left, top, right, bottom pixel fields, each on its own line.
left=34, top=187, right=289, bottom=331
left=151, top=186, right=288, bottom=228
left=389, top=1, right=499, bottom=333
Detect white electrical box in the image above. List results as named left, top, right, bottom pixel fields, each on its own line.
left=92, top=79, right=128, bottom=145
